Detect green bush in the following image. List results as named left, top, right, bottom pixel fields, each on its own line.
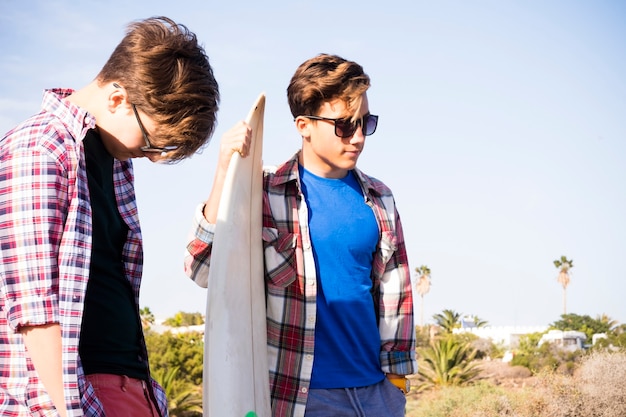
left=510, top=333, right=584, bottom=375
left=416, top=336, right=481, bottom=390
left=145, top=329, right=204, bottom=386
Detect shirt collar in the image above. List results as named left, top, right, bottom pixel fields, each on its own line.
left=42, top=88, right=96, bottom=141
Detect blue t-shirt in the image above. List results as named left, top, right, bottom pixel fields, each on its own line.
left=299, top=165, right=384, bottom=389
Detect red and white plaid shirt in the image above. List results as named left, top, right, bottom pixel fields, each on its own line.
left=185, top=152, right=416, bottom=417
left=0, top=89, right=167, bottom=417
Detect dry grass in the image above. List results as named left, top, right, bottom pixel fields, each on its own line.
left=537, top=350, right=626, bottom=417
left=406, top=350, right=626, bottom=417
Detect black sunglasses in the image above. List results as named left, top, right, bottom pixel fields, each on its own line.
left=302, top=113, right=379, bottom=138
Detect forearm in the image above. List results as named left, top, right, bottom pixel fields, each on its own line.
left=202, top=160, right=229, bottom=223
left=20, top=323, right=68, bottom=417
left=186, top=120, right=251, bottom=284
left=203, top=120, right=252, bottom=223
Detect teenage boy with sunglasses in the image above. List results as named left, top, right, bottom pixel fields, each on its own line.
left=185, top=53, right=416, bottom=416
left=0, top=17, right=219, bottom=416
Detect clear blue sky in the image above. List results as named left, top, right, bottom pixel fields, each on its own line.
left=1, top=0, right=624, bottom=327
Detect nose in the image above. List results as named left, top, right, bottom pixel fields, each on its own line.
left=349, top=125, right=366, bottom=144
left=144, top=152, right=161, bottom=162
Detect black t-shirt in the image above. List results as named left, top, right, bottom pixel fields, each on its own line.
left=79, top=129, right=148, bottom=380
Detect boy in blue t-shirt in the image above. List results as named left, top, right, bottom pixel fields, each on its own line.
left=187, top=53, right=416, bottom=417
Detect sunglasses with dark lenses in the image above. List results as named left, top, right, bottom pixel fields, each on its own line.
left=303, top=113, right=379, bottom=138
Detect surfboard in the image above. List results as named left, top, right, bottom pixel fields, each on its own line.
left=203, top=93, right=270, bottom=417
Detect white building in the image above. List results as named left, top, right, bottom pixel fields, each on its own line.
left=538, top=329, right=587, bottom=351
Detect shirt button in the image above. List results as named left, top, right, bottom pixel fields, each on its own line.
left=301, top=387, right=308, bottom=394
left=307, top=316, right=314, bottom=323
left=306, top=354, right=313, bottom=361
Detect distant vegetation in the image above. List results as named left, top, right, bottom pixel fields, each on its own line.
left=162, top=311, right=205, bottom=327
left=143, top=310, right=204, bottom=417
left=143, top=308, right=625, bottom=417
left=509, top=313, right=626, bottom=374
left=409, top=309, right=626, bottom=416
left=407, top=350, right=626, bottom=417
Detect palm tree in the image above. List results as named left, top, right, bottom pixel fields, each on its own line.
left=473, top=315, right=488, bottom=328
left=414, top=265, right=432, bottom=327
left=433, top=309, right=462, bottom=333
left=462, top=315, right=489, bottom=328
left=596, top=313, right=618, bottom=332
left=140, top=306, right=155, bottom=329
left=416, top=337, right=481, bottom=390
left=553, top=256, right=573, bottom=314
left=152, top=366, right=203, bottom=416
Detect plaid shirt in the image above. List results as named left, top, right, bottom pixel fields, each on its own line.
left=0, top=90, right=168, bottom=417
left=185, top=152, right=416, bottom=417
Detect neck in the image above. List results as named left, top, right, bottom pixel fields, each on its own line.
left=298, top=150, right=350, bottom=179
left=65, top=80, right=101, bottom=117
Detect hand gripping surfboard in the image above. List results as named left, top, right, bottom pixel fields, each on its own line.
left=203, top=93, right=271, bottom=417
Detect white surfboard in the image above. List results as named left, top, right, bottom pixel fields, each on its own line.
left=203, top=93, right=270, bottom=417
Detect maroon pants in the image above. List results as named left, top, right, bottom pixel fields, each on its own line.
left=86, top=374, right=161, bottom=417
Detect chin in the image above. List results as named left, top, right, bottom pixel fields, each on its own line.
left=343, top=160, right=358, bottom=170
left=114, top=153, right=136, bottom=161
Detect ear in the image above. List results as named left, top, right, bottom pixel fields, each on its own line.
left=294, top=116, right=312, bottom=139
left=109, top=83, right=129, bottom=114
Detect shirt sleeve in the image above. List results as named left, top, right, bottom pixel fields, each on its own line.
left=0, top=145, right=68, bottom=331
left=183, top=203, right=217, bottom=288
left=378, top=207, right=417, bottom=376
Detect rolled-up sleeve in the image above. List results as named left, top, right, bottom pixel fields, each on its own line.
left=183, top=203, right=217, bottom=288
left=0, top=145, right=67, bottom=331
left=374, top=200, right=417, bottom=376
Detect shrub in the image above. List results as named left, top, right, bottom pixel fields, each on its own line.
left=406, top=382, right=539, bottom=417
left=416, top=336, right=481, bottom=390
left=538, top=349, right=626, bottom=417
left=415, top=325, right=433, bottom=348
left=407, top=350, right=626, bottom=417
left=511, top=333, right=585, bottom=375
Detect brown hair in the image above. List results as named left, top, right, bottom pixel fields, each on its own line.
left=287, top=54, right=370, bottom=122
left=97, top=16, right=219, bottom=162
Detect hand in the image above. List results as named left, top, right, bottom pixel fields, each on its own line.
left=217, top=120, right=251, bottom=171
left=203, top=120, right=252, bottom=223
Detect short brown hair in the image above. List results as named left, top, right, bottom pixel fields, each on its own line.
left=287, top=54, right=370, bottom=121
left=98, top=16, right=219, bottom=162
